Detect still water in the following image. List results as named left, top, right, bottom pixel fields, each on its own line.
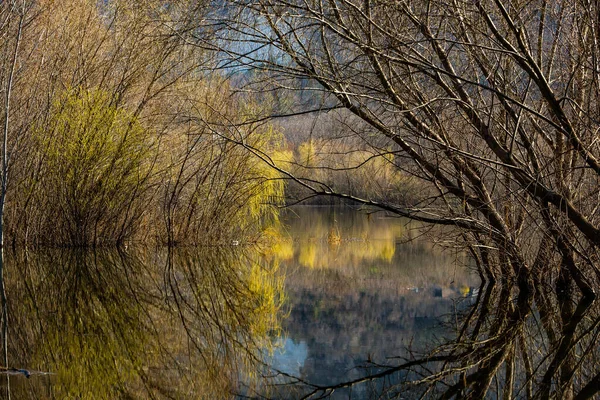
left=261, top=206, right=479, bottom=398
left=0, top=206, right=479, bottom=399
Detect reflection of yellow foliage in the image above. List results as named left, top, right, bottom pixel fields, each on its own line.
left=14, top=249, right=284, bottom=399
left=293, top=239, right=396, bottom=269
left=43, top=299, right=147, bottom=399
left=379, top=241, right=395, bottom=262
left=358, top=241, right=395, bottom=263
left=327, top=227, right=341, bottom=245
left=298, top=242, right=317, bottom=268
left=273, top=239, right=295, bottom=260
left=270, top=207, right=407, bottom=269
left=258, top=225, right=294, bottom=261
left=460, top=285, right=470, bottom=297
left=248, top=263, right=285, bottom=339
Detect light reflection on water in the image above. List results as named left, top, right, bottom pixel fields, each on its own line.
left=2, top=249, right=283, bottom=399
left=0, top=205, right=483, bottom=399
left=263, top=206, right=480, bottom=396
left=270, top=338, right=309, bottom=377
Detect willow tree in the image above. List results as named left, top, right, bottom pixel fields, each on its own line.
left=213, top=0, right=600, bottom=397
left=0, top=0, right=285, bottom=247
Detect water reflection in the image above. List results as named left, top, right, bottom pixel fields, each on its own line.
left=1, top=206, right=597, bottom=399
left=277, top=282, right=600, bottom=399
left=271, top=206, right=405, bottom=268
left=262, top=207, right=600, bottom=399
left=261, top=206, right=479, bottom=398
left=1, top=248, right=282, bottom=399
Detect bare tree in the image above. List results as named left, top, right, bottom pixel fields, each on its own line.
left=211, top=0, right=600, bottom=397
left=0, top=2, right=36, bottom=394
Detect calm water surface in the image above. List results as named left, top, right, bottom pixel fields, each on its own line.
left=262, top=206, right=479, bottom=398
left=0, top=206, right=479, bottom=399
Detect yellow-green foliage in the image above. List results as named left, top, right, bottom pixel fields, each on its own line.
left=155, top=79, right=286, bottom=245
left=289, top=137, right=418, bottom=203
left=10, top=81, right=286, bottom=246
left=297, top=140, right=318, bottom=167
left=236, top=125, right=286, bottom=224
left=271, top=149, right=294, bottom=169
left=29, top=88, right=153, bottom=246
left=2, top=0, right=286, bottom=247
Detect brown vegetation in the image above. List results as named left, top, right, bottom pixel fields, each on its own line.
left=210, top=0, right=600, bottom=397
left=0, top=0, right=283, bottom=247
left=274, top=113, right=420, bottom=204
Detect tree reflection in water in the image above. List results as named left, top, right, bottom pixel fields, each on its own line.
left=1, top=248, right=282, bottom=399
left=270, top=278, right=600, bottom=399
left=1, top=215, right=599, bottom=398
